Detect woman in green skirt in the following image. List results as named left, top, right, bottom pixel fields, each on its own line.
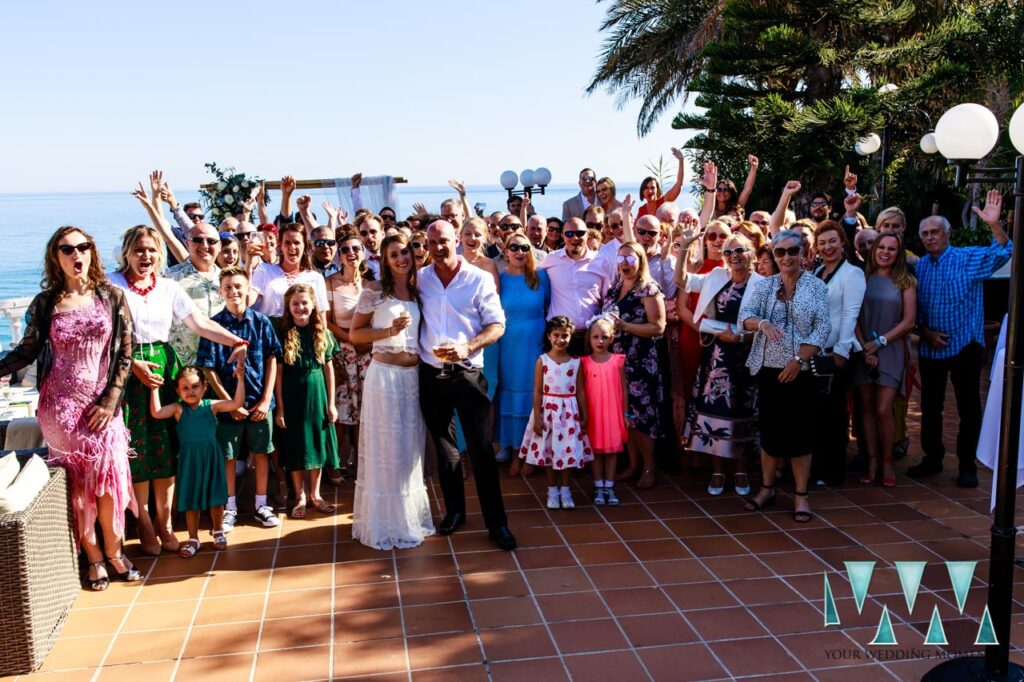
left=111, top=219, right=249, bottom=555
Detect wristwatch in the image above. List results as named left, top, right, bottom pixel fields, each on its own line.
left=793, top=355, right=809, bottom=371
left=878, top=335, right=888, bottom=347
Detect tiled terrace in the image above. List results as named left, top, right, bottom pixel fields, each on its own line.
left=7, top=396, right=1024, bottom=681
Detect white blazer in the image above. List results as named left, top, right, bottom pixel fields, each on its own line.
left=685, top=268, right=764, bottom=326
left=817, top=260, right=866, bottom=359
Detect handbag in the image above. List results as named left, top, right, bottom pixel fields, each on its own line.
left=809, top=353, right=840, bottom=377
left=698, top=318, right=731, bottom=336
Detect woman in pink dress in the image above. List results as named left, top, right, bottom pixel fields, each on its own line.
left=0, top=226, right=139, bottom=591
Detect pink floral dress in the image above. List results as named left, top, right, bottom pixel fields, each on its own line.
left=38, top=297, right=136, bottom=544
left=518, top=354, right=593, bottom=470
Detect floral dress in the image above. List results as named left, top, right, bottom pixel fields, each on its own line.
left=606, top=280, right=665, bottom=438
left=519, top=355, right=593, bottom=470
left=684, top=280, right=758, bottom=458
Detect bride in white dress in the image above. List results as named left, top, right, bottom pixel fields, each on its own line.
left=349, top=234, right=435, bottom=549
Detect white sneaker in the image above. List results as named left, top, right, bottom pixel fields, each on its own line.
left=222, top=509, right=238, bottom=533
left=254, top=505, right=280, bottom=528
left=559, top=488, right=576, bottom=510
left=546, top=489, right=560, bottom=509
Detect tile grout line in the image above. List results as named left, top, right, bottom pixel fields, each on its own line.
left=169, top=540, right=221, bottom=681
left=328, top=479, right=340, bottom=681
left=388, top=548, right=414, bottom=681
left=247, top=497, right=288, bottom=682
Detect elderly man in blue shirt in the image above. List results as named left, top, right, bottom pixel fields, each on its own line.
left=910, top=190, right=1011, bottom=487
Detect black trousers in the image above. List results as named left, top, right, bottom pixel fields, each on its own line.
left=919, top=342, right=983, bottom=472
left=419, top=363, right=508, bottom=530
left=810, top=366, right=851, bottom=484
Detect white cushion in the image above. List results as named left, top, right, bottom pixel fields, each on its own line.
left=0, top=451, right=18, bottom=491
left=0, top=455, right=50, bottom=514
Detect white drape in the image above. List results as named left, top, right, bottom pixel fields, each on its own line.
left=977, top=315, right=1024, bottom=510
left=326, top=176, right=399, bottom=216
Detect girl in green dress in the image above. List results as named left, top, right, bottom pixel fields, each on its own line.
left=150, top=365, right=246, bottom=558
left=274, top=283, right=340, bottom=519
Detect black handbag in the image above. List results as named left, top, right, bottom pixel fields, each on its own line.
left=808, top=353, right=840, bottom=377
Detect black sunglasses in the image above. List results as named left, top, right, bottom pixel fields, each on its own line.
left=191, top=237, right=219, bottom=246
left=635, top=228, right=659, bottom=237
left=585, top=222, right=603, bottom=230
left=235, top=232, right=253, bottom=241
left=507, top=243, right=530, bottom=253
left=411, top=241, right=425, bottom=250
left=187, top=213, right=204, bottom=222
left=723, top=247, right=749, bottom=256
left=500, top=223, right=521, bottom=231
left=563, top=230, right=585, bottom=239
left=314, top=239, right=338, bottom=248
left=773, top=246, right=802, bottom=258
left=58, top=243, right=91, bottom=255
left=381, top=214, right=396, bottom=221
left=338, top=244, right=362, bottom=255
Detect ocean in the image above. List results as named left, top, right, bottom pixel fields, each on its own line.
left=0, top=183, right=699, bottom=347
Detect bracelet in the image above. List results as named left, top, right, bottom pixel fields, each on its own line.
left=757, top=319, right=770, bottom=332
left=706, top=188, right=717, bottom=193
left=232, top=340, right=249, bottom=349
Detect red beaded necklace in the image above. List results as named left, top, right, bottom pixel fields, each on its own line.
left=128, top=273, right=157, bottom=297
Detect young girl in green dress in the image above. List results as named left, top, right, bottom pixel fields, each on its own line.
left=150, top=364, right=246, bottom=558
left=274, top=283, right=340, bottom=519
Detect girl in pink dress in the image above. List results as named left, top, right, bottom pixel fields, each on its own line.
left=518, top=317, right=593, bottom=510
left=581, top=317, right=628, bottom=506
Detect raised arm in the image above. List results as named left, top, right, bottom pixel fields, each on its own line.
left=278, top=175, right=296, bottom=223
left=182, top=314, right=247, bottom=367
left=255, top=181, right=269, bottom=225
left=449, top=179, right=473, bottom=223
left=671, top=223, right=700, bottom=289
left=211, top=363, right=247, bottom=414
left=131, top=181, right=189, bottom=263
left=620, top=194, right=637, bottom=243
left=158, top=180, right=195, bottom=237
left=737, top=155, right=758, bottom=208
left=698, top=162, right=717, bottom=228
left=661, top=148, right=687, bottom=203
left=296, top=194, right=319, bottom=238
left=769, top=181, right=801, bottom=236
left=149, top=385, right=180, bottom=420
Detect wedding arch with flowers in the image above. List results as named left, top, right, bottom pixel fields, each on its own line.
left=198, top=162, right=268, bottom=221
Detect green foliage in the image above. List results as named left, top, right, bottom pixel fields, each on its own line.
left=200, top=163, right=267, bottom=222
left=590, top=0, right=1024, bottom=227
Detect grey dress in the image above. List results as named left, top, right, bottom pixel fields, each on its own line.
left=852, top=274, right=908, bottom=394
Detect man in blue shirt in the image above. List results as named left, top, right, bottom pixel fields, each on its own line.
left=910, top=190, right=1011, bottom=487
left=196, top=266, right=284, bottom=529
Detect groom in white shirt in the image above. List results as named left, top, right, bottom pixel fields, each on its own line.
left=418, top=220, right=516, bottom=550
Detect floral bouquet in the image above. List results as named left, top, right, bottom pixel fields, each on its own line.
left=199, top=162, right=268, bottom=221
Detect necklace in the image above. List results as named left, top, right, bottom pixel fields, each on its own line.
left=128, top=274, right=157, bottom=297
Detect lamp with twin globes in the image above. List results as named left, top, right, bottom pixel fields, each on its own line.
left=499, top=167, right=551, bottom=199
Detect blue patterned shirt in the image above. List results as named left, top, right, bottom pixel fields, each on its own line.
left=195, top=307, right=282, bottom=419
left=916, top=240, right=1012, bottom=359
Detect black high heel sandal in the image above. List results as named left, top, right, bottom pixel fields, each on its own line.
left=743, top=483, right=776, bottom=512
left=105, top=552, right=142, bottom=582
left=87, top=561, right=109, bottom=591
left=793, top=490, right=813, bottom=523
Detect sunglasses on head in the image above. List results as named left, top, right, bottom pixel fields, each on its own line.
left=616, top=254, right=638, bottom=265
left=585, top=222, right=603, bottom=230
left=314, top=239, right=337, bottom=248
left=723, top=247, right=749, bottom=256
left=507, top=243, right=530, bottom=253
left=58, top=243, right=91, bottom=255
left=338, top=244, right=362, bottom=255
left=563, top=230, right=585, bottom=239
left=706, top=232, right=726, bottom=242
left=187, top=213, right=204, bottom=222
left=635, top=227, right=659, bottom=237
left=773, top=245, right=802, bottom=258
left=235, top=232, right=253, bottom=241
left=410, top=241, right=425, bottom=250
left=191, top=237, right=219, bottom=246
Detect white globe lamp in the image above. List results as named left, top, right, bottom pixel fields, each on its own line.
left=1009, top=102, right=1024, bottom=155
left=520, top=169, right=535, bottom=187
left=934, top=103, right=1000, bottom=160
left=855, top=133, right=882, bottom=156
left=499, top=170, right=518, bottom=190
left=920, top=133, right=939, bottom=155
left=534, top=167, right=552, bottom=186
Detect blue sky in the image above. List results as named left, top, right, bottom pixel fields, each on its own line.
left=0, top=1, right=698, bottom=193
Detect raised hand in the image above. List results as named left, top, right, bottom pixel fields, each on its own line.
left=321, top=199, right=337, bottom=217
left=351, top=172, right=363, bottom=189
left=844, top=193, right=862, bottom=216
left=843, top=165, right=858, bottom=190
left=621, top=192, right=635, bottom=216
left=679, top=222, right=700, bottom=247
left=159, top=182, right=178, bottom=207
left=255, top=180, right=266, bottom=205
left=748, top=154, right=759, bottom=170
left=149, top=170, right=164, bottom=198
left=131, top=182, right=153, bottom=207
left=700, top=161, right=718, bottom=190
left=671, top=147, right=685, bottom=162
left=280, top=175, right=296, bottom=197
left=338, top=208, right=350, bottom=225
left=972, top=188, right=1003, bottom=228
left=296, top=194, right=312, bottom=212
left=448, top=179, right=466, bottom=196
left=412, top=202, right=428, bottom=216
left=520, top=193, right=532, bottom=213
left=782, top=180, right=802, bottom=197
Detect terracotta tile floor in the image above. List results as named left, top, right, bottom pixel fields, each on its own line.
left=9, top=386, right=1024, bottom=681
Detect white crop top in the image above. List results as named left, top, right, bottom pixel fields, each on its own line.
left=354, top=288, right=420, bottom=354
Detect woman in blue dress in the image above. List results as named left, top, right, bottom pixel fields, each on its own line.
left=497, top=232, right=550, bottom=474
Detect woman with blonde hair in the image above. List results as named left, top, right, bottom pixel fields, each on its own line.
left=604, top=241, right=666, bottom=488
left=498, top=231, right=551, bottom=473
left=596, top=177, right=623, bottom=214
left=111, top=222, right=248, bottom=555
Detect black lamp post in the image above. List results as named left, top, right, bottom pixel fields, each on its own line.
left=923, top=102, right=1024, bottom=681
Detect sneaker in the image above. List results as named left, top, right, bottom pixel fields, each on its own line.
left=593, top=487, right=607, bottom=506
left=560, top=488, right=576, bottom=510
left=707, top=473, right=725, bottom=496
left=255, top=505, right=280, bottom=528
left=222, top=509, right=238, bottom=533
left=605, top=486, right=620, bottom=506
left=546, top=489, right=560, bottom=509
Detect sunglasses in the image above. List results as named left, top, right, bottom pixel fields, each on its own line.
left=187, top=213, right=204, bottom=222
left=191, top=237, right=219, bottom=246
left=500, top=223, right=521, bottom=231
left=410, top=241, right=425, bottom=250
left=773, top=246, right=802, bottom=258
left=563, top=230, right=585, bottom=239
left=585, top=222, right=603, bottom=230
left=706, top=233, right=726, bottom=242
left=715, top=186, right=730, bottom=192
left=548, top=226, right=562, bottom=232
left=314, top=239, right=338, bottom=248
left=507, top=243, right=530, bottom=253
left=616, top=254, right=639, bottom=265
left=337, top=244, right=361, bottom=255
left=635, top=228, right=659, bottom=237
left=58, top=243, right=91, bottom=255
left=235, top=232, right=254, bottom=241
left=580, top=176, right=596, bottom=183
left=810, top=201, right=830, bottom=208
left=753, top=220, right=769, bottom=226
left=723, top=247, right=749, bottom=256
left=381, top=214, right=396, bottom=221
left=609, top=221, right=623, bottom=229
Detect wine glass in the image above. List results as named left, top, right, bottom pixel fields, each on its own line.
left=433, top=337, right=456, bottom=378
